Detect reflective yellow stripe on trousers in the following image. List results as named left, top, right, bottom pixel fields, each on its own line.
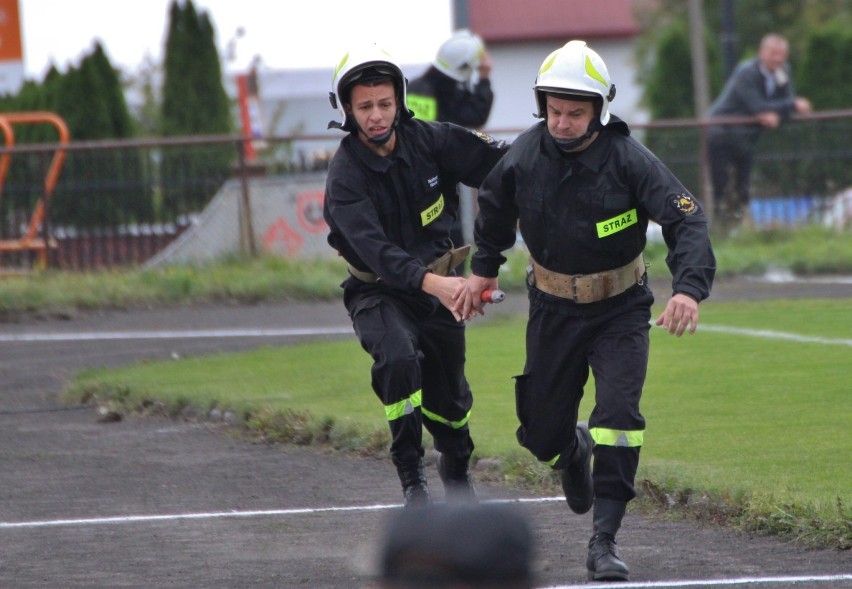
left=545, top=427, right=644, bottom=467
left=383, top=389, right=471, bottom=430
left=590, top=427, right=644, bottom=447
left=422, top=407, right=471, bottom=430
left=385, top=390, right=422, bottom=421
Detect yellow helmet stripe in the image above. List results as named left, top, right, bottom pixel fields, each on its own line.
left=538, top=50, right=558, bottom=76
left=585, top=55, right=608, bottom=88
left=333, top=52, right=350, bottom=83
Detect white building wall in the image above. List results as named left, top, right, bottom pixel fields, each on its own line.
left=234, top=39, right=647, bottom=163
left=485, top=39, right=648, bottom=140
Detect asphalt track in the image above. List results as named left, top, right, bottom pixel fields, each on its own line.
left=1, top=277, right=850, bottom=588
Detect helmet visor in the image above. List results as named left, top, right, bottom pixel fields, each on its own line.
left=341, top=64, right=399, bottom=101
left=538, top=87, right=598, bottom=101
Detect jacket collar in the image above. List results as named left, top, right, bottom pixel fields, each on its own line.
left=344, top=124, right=414, bottom=172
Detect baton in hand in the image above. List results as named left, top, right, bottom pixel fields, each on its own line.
left=481, top=289, right=505, bottom=304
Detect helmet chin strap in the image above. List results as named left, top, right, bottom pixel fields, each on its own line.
left=367, top=127, right=395, bottom=146
left=553, top=119, right=601, bottom=152
left=356, top=108, right=401, bottom=146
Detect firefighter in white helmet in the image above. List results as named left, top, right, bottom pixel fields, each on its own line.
left=457, top=40, right=716, bottom=581
left=323, top=43, right=508, bottom=508
left=408, top=29, right=494, bottom=129
left=407, top=30, right=496, bottom=266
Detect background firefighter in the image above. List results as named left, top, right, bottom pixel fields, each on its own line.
left=408, top=29, right=496, bottom=270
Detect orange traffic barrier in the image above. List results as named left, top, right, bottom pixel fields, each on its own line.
left=0, top=112, right=69, bottom=269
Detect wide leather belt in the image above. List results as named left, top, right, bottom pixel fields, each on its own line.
left=348, top=245, right=471, bottom=284
left=528, top=254, right=646, bottom=303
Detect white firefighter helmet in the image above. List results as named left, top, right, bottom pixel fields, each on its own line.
left=328, top=43, right=410, bottom=132
left=533, top=40, right=616, bottom=125
left=433, top=29, right=485, bottom=82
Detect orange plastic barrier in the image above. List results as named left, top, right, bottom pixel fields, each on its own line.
left=0, top=112, right=69, bottom=269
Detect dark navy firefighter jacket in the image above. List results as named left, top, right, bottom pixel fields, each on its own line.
left=470, top=116, right=716, bottom=303
left=324, top=118, right=508, bottom=292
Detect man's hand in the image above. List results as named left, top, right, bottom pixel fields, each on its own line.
left=757, top=111, right=781, bottom=128
left=794, top=96, right=813, bottom=115
left=453, top=274, right=498, bottom=321
left=655, top=293, right=700, bottom=337
left=422, top=273, right=470, bottom=322
left=478, top=51, right=492, bottom=79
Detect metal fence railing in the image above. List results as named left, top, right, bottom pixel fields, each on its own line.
left=1, top=110, right=849, bottom=272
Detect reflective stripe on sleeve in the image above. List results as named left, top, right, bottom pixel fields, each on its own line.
left=590, top=427, right=644, bottom=447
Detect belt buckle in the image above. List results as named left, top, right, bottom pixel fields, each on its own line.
left=571, top=275, right=579, bottom=303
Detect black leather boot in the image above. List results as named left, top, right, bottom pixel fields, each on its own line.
left=437, top=453, right=476, bottom=503
left=397, top=460, right=431, bottom=508
left=586, top=498, right=630, bottom=581
left=558, top=422, right=594, bottom=514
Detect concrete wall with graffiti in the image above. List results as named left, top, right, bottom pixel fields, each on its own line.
left=146, top=173, right=333, bottom=267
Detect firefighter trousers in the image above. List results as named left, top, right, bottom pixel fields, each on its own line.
left=344, top=286, right=475, bottom=470
left=514, top=284, right=653, bottom=501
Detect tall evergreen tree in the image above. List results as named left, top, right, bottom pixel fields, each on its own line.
left=88, top=43, right=135, bottom=138
left=162, top=0, right=197, bottom=136
left=160, top=0, right=233, bottom=215
left=196, top=12, right=231, bottom=136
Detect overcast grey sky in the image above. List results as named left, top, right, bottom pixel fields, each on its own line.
left=20, top=0, right=453, bottom=79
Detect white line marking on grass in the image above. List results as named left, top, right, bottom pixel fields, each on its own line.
left=698, top=325, right=852, bottom=347
left=541, top=575, right=852, bottom=588
left=0, top=326, right=354, bottom=343
left=753, top=271, right=852, bottom=285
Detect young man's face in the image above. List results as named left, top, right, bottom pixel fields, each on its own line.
left=545, top=95, right=596, bottom=142
left=346, top=81, right=397, bottom=150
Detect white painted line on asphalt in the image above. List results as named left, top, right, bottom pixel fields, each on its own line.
left=3, top=324, right=851, bottom=347
left=0, top=503, right=400, bottom=529
left=0, top=326, right=354, bottom=342
left=4, top=499, right=849, bottom=588
left=0, top=496, right=564, bottom=529
left=542, top=574, right=852, bottom=588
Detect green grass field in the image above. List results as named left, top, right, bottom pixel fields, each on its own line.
left=65, top=296, right=852, bottom=549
